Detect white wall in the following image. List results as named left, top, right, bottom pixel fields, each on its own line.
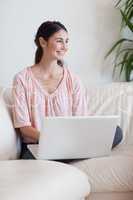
left=0, top=0, right=121, bottom=88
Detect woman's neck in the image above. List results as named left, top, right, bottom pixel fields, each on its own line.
left=34, top=57, right=63, bottom=80
left=38, top=58, right=58, bottom=73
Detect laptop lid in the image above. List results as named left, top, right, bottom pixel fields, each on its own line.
left=33, top=115, right=119, bottom=160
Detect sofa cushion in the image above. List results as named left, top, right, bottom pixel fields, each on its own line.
left=71, top=155, right=133, bottom=192
left=88, top=192, right=133, bottom=200
left=0, top=87, right=20, bottom=159
left=0, top=160, right=90, bottom=200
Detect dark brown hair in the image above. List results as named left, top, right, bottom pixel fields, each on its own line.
left=34, top=21, right=68, bottom=66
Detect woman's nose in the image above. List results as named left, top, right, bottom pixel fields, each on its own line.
left=62, top=42, right=68, bottom=51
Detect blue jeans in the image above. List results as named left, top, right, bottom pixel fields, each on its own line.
left=112, top=126, right=123, bottom=148
left=20, top=143, right=36, bottom=159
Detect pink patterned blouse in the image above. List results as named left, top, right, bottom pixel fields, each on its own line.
left=12, top=66, right=88, bottom=132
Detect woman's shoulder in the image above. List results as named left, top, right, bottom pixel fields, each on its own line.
left=65, top=67, right=82, bottom=86
left=65, top=66, right=78, bottom=79
left=13, top=66, right=31, bottom=82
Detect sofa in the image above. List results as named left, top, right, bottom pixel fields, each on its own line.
left=71, top=82, right=133, bottom=199
left=0, top=82, right=133, bottom=199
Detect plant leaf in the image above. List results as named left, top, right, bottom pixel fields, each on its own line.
left=120, top=9, right=133, bottom=32
left=115, top=0, right=122, bottom=7
left=105, top=38, right=133, bottom=58
left=119, top=52, right=129, bottom=75
left=127, top=9, right=133, bottom=22
left=125, top=0, right=133, bottom=11
left=115, top=48, right=133, bottom=66
left=120, top=0, right=133, bottom=28
left=124, top=54, right=133, bottom=81
left=115, top=59, right=128, bottom=67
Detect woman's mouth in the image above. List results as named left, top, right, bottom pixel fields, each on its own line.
left=57, top=51, right=64, bottom=56
left=56, top=51, right=64, bottom=55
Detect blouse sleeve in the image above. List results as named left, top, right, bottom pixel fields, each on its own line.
left=72, top=75, right=88, bottom=116
left=12, top=75, right=31, bottom=128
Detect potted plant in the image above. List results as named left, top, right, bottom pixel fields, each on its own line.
left=105, top=0, right=133, bottom=81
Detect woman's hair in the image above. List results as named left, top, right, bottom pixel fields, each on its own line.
left=34, top=21, right=68, bottom=66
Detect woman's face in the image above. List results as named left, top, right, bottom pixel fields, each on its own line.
left=40, top=29, right=69, bottom=60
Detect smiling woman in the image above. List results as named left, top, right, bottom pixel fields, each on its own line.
left=11, top=21, right=88, bottom=158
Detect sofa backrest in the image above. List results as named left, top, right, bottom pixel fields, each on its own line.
left=0, top=82, right=133, bottom=160
left=86, top=82, right=133, bottom=146
left=0, top=87, right=21, bottom=160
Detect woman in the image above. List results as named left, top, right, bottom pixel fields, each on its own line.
left=12, top=21, right=88, bottom=159
left=12, top=21, right=122, bottom=159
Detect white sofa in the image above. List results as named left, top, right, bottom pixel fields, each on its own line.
left=0, top=82, right=133, bottom=199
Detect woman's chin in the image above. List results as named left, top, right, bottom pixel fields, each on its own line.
left=56, top=55, right=64, bottom=60
left=51, top=53, right=64, bottom=61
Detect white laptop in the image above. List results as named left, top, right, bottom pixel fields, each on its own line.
left=28, top=115, right=119, bottom=160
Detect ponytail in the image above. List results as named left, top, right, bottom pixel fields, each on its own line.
left=35, top=47, right=43, bottom=64
left=57, top=60, right=64, bottom=67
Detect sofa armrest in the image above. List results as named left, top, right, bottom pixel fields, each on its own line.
left=0, top=88, right=21, bottom=159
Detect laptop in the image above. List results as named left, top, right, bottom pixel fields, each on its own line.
left=28, top=115, right=119, bottom=160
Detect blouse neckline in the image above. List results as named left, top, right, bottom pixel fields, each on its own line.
left=27, top=66, right=66, bottom=97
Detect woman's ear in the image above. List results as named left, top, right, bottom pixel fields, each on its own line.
left=39, top=37, right=47, bottom=48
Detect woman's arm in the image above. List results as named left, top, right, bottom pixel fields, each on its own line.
left=12, top=75, right=40, bottom=143
left=20, top=126, right=40, bottom=143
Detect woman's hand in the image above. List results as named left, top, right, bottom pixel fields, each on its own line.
left=20, top=126, right=40, bottom=143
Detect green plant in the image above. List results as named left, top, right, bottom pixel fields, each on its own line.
left=105, top=0, right=133, bottom=81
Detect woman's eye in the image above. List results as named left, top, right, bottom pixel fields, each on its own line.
left=57, top=40, right=62, bottom=43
